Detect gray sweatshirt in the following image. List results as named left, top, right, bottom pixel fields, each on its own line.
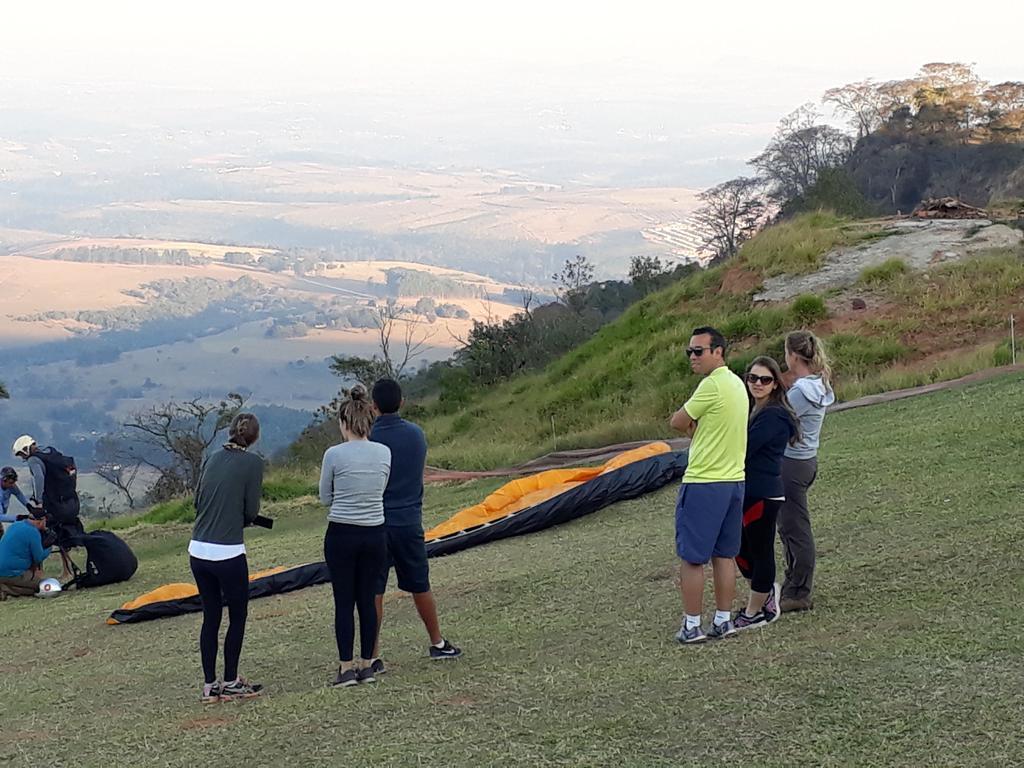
left=192, top=447, right=264, bottom=545
left=319, top=440, right=391, bottom=526
left=784, top=375, right=836, bottom=460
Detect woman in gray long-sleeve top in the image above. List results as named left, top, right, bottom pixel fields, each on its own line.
left=190, top=413, right=264, bottom=703
left=778, top=331, right=835, bottom=614
left=319, top=383, right=390, bottom=688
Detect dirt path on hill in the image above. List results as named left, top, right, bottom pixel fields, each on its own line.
left=754, top=219, right=1022, bottom=303
left=424, top=363, right=1024, bottom=482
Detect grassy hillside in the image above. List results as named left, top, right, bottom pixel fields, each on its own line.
left=418, top=212, right=1023, bottom=469
left=2, top=372, right=1021, bottom=767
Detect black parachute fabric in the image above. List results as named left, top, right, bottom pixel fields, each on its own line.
left=109, top=446, right=687, bottom=625
left=108, top=562, right=330, bottom=625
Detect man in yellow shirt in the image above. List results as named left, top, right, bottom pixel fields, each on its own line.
left=669, top=326, right=748, bottom=643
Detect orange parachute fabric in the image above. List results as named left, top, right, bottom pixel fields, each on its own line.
left=426, top=442, right=670, bottom=541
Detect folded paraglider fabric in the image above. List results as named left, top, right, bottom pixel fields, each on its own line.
left=108, top=442, right=687, bottom=625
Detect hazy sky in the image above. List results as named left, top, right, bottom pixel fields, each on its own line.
left=2, top=1, right=1021, bottom=187
left=4, top=1, right=1020, bottom=99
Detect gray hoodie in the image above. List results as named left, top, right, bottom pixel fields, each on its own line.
left=784, top=375, right=836, bottom=460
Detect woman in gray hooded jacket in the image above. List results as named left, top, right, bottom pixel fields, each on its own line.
left=778, top=331, right=835, bottom=613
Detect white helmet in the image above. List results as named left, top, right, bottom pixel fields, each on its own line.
left=36, top=578, right=63, bottom=598
left=12, top=435, right=36, bottom=458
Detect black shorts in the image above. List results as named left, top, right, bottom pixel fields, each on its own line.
left=374, top=525, right=431, bottom=595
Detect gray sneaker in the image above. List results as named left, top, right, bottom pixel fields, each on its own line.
left=332, top=667, right=359, bottom=688
left=676, top=623, right=707, bottom=644
left=707, top=619, right=737, bottom=639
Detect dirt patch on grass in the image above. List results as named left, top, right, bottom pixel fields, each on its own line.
left=719, top=266, right=762, bottom=295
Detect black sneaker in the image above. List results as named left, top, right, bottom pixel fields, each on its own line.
left=200, top=682, right=221, bottom=704
left=429, top=639, right=462, bottom=660
left=734, top=610, right=769, bottom=631
left=707, top=619, right=737, bottom=639
left=357, top=666, right=377, bottom=684
left=332, top=667, right=359, bottom=688
left=220, top=677, right=263, bottom=699
left=369, top=658, right=386, bottom=676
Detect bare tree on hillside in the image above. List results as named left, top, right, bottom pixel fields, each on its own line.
left=93, top=434, right=144, bottom=509
left=552, top=255, right=595, bottom=314
left=752, top=105, right=854, bottom=202
left=122, top=392, right=246, bottom=498
left=694, top=177, right=770, bottom=261
left=329, top=300, right=436, bottom=387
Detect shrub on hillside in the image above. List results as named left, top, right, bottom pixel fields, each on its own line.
left=860, top=259, right=909, bottom=285
left=790, top=294, right=828, bottom=325
left=828, top=333, right=908, bottom=378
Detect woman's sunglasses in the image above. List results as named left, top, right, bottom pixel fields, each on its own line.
left=745, top=373, right=775, bottom=385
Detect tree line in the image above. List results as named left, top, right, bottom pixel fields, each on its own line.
left=694, top=62, right=1024, bottom=261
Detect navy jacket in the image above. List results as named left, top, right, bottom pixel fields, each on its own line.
left=370, top=414, right=427, bottom=527
left=745, top=404, right=797, bottom=500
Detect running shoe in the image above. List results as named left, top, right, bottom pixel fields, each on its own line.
left=220, top=677, right=263, bottom=699
left=734, top=610, right=770, bottom=631
left=429, top=639, right=462, bottom=659
left=200, top=682, right=221, bottom=704
left=357, top=666, right=377, bottom=684
left=707, top=619, right=738, bottom=639
left=676, top=623, right=707, bottom=644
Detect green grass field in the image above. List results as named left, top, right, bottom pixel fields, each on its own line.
left=2, top=373, right=1022, bottom=767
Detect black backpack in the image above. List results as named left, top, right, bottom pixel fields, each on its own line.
left=34, top=448, right=80, bottom=523
left=68, top=530, right=138, bottom=588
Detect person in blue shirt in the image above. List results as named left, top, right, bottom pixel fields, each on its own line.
left=1, top=466, right=32, bottom=540
left=733, top=356, right=798, bottom=631
left=0, top=507, right=52, bottom=599
left=368, top=378, right=461, bottom=674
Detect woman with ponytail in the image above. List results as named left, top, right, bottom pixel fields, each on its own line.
left=778, top=331, right=835, bottom=613
left=319, top=383, right=390, bottom=687
left=190, top=412, right=264, bottom=702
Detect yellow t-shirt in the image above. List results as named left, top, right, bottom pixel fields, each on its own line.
left=682, top=365, right=748, bottom=483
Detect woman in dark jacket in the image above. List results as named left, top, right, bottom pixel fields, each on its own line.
left=190, top=413, right=264, bottom=702
left=734, top=356, right=798, bottom=630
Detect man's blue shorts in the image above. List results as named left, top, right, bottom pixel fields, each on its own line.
left=374, top=525, right=431, bottom=595
left=675, top=481, right=745, bottom=565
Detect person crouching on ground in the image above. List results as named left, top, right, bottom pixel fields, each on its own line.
left=734, top=356, right=798, bottom=630
left=778, top=330, right=835, bottom=613
left=368, top=377, right=461, bottom=675
left=670, top=326, right=748, bottom=644
left=189, top=413, right=264, bottom=703
left=0, top=507, right=52, bottom=599
left=319, top=383, right=390, bottom=687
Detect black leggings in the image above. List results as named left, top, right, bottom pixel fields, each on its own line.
left=324, top=522, right=386, bottom=662
left=190, top=554, right=249, bottom=685
left=736, top=497, right=781, bottom=595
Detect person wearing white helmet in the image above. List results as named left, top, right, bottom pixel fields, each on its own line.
left=12, top=435, right=45, bottom=505
left=12, top=434, right=83, bottom=582
left=0, top=506, right=52, bottom=600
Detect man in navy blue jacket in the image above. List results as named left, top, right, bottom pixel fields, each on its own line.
left=369, top=379, right=461, bottom=672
